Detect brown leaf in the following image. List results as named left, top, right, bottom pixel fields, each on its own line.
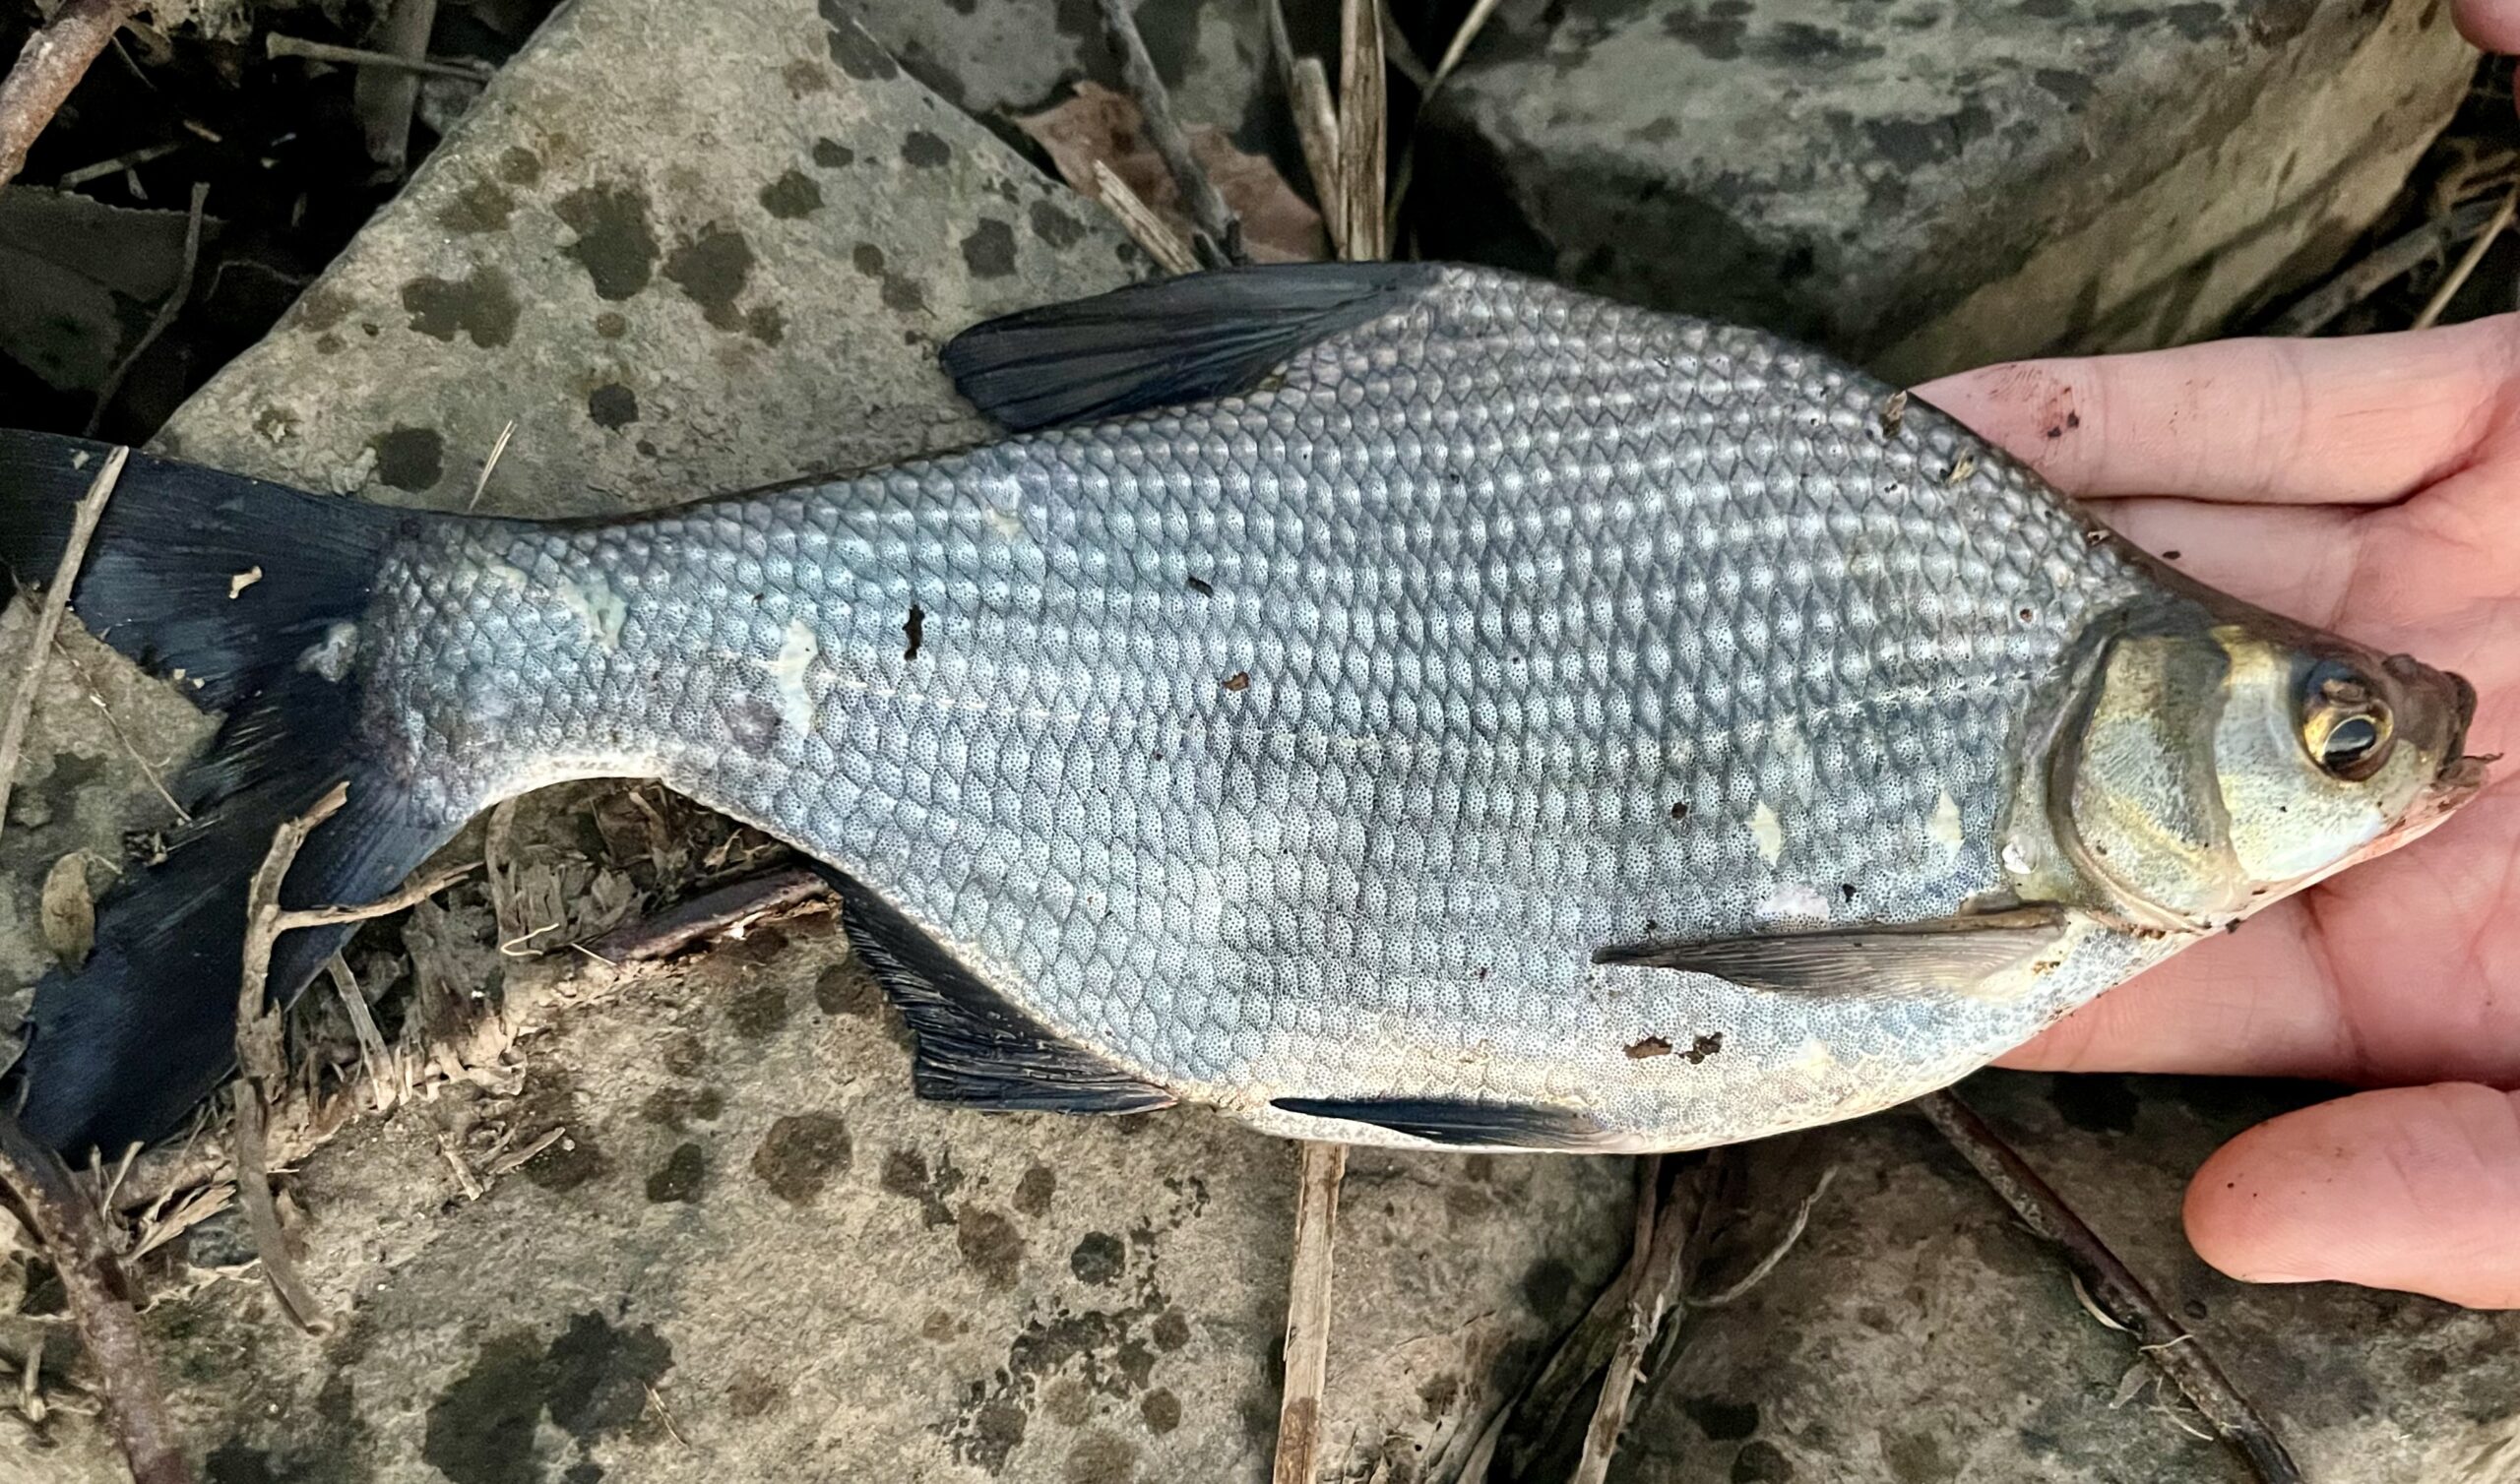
left=39, top=851, right=94, bottom=970
left=1017, top=82, right=1329, bottom=264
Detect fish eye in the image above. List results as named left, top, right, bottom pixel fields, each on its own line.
left=2300, top=664, right=2394, bottom=780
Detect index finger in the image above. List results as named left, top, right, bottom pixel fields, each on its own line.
left=1913, top=314, right=2520, bottom=505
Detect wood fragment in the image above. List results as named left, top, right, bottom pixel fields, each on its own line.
left=354, top=0, right=441, bottom=172
left=2414, top=183, right=2518, bottom=331
left=1918, top=1090, right=2303, bottom=1484
left=265, top=32, right=495, bottom=83
left=1272, top=1140, right=1348, bottom=1484
left=1430, top=0, right=1509, bottom=88
left=54, top=138, right=178, bottom=188
left=2272, top=194, right=2507, bottom=336
left=1291, top=59, right=1345, bottom=257
left=327, top=956, right=396, bottom=1112
left=0, top=1111, right=193, bottom=1483
left=1337, top=0, right=1388, bottom=262
left=1094, top=0, right=1245, bottom=267
left=86, top=181, right=210, bottom=437
left=0, top=445, right=128, bottom=845
left=1090, top=158, right=1201, bottom=274
left=580, top=864, right=832, bottom=963
left=0, top=0, right=143, bottom=189
left=1689, top=1165, right=1835, bottom=1309
left=1573, top=1156, right=1704, bottom=1484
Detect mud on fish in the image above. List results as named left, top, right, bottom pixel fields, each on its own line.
left=0, top=264, right=2488, bottom=1156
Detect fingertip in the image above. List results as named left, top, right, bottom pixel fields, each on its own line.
left=2453, top=0, right=2520, bottom=54
left=2184, top=1084, right=2520, bottom=1310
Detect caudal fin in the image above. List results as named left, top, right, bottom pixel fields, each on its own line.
left=1, top=430, right=461, bottom=1157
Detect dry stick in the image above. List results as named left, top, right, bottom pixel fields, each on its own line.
left=2270, top=194, right=2507, bottom=336
left=0, top=445, right=128, bottom=844
left=0, top=0, right=142, bottom=188
left=265, top=32, right=494, bottom=83
left=0, top=1113, right=194, bottom=1484
left=581, top=864, right=833, bottom=963
left=354, top=0, right=440, bottom=171
left=2414, top=183, right=2519, bottom=331
left=1290, top=59, right=1345, bottom=257
left=326, top=956, right=396, bottom=1113
left=1337, top=0, right=1388, bottom=262
left=1094, top=0, right=1245, bottom=268
left=1572, top=1157, right=1706, bottom=1484
left=1272, top=1140, right=1349, bottom=1484
left=86, top=181, right=209, bottom=438
left=1090, top=158, right=1201, bottom=274
left=1918, top=1090, right=2304, bottom=1484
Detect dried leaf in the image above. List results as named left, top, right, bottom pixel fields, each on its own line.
left=1017, top=83, right=1329, bottom=264
left=38, top=852, right=94, bottom=969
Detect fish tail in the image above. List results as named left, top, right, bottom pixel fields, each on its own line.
left=0, top=429, right=462, bottom=1157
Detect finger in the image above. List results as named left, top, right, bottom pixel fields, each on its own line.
left=1913, top=315, right=2520, bottom=504
left=2183, top=1083, right=2520, bottom=1309
left=2455, top=0, right=2520, bottom=52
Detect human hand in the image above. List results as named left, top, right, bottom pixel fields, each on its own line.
left=1916, top=316, right=2519, bottom=1310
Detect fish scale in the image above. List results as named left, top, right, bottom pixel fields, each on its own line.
left=360, top=267, right=2154, bottom=1147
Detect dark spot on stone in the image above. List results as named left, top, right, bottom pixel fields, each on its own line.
left=204, top=1444, right=281, bottom=1483
left=1070, top=1231, right=1125, bottom=1285
left=1685, top=1032, right=1726, bottom=1064
left=369, top=425, right=445, bottom=492
left=400, top=266, right=522, bottom=347
left=544, top=1312, right=672, bottom=1441
left=663, top=223, right=755, bottom=331
left=1152, top=1309, right=1190, bottom=1351
left=1882, top=1428, right=1953, bottom=1483
left=635, top=438, right=659, bottom=458
left=645, top=1143, right=705, bottom=1203
left=957, top=1205, right=1025, bottom=1288
left=726, top=1369, right=785, bottom=1417
left=497, top=147, right=541, bottom=185
left=1663, top=0, right=1751, bottom=58
left=1030, top=198, right=1087, bottom=248
left=752, top=1111, right=852, bottom=1204
left=522, top=1131, right=610, bottom=1191
left=595, top=310, right=627, bottom=338
left=969, top=1400, right=1028, bottom=1470
left=1732, top=1439, right=1795, bottom=1483
left=2166, top=1, right=2227, bottom=38
left=920, top=1308, right=959, bottom=1340
left=782, top=58, right=832, bottom=96
left=850, top=242, right=886, bottom=276
left=1064, top=1431, right=1138, bottom=1484
left=1626, top=1036, right=1672, bottom=1059
left=661, top=1036, right=706, bottom=1077
left=727, top=982, right=792, bottom=1038
left=2048, top=1072, right=2140, bottom=1134
left=639, top=1085, right=724, bottom=1131
left=880, top=271, right=927, bottom=314
left=1865, top=117, right=1952, bottom=170
left=437, top=180, right=516, bottom=233
left=314, top=332, right=345, bottom=355
left=1446, top=1183, right=1491, bottom=1221
left=1140, top=1387, right=1180, bottom=1434
left=555, top=183, right=661, bottom=300
left=1015, top=1162, right=1056, bottom=1216
left=1520, top=1256, right=1576, bottom=1318
left=1759, top=20, right=1884, bottom=63
left=2032, top=68, right=2092, bottom=105
left=587, top=382, right=638, bottom=430
left=880, top=1147, right=962, bottom=1227
left=422, top=1330, right=544, bottom=1484
left=294, top=286, right=352, bottom=331
left=812, top=137, right=855, bottom=168
left=759, top=168, right=823, bottom=219
left=1418, top=1372, right=1460, bottom=1421
left=1044, top=1377, right=1093, bottom=1425
left=745, top=303, right=786, bottom=344
left=2020, top=0, right=2068, bottom=14
left=819, top=1, right=900, bottom=79
left=901, top=129, right=952, bottom=168
left=961, top=216, right=1017, bottom=278
left=1686, top=1395, right=1760, bottom=1441
left=814, top=961, right=882, bottom=1017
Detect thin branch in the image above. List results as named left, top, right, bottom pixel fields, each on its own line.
left=1090, top=158, right=1201, bottom=274
left=86, top=181, right=210, bottom=438
left=1337, top=0, right=1388, bottom=262
left=0, top=1112, right=193, bottom=1484
left=1430, top=0, right=1509, bottom=88
left=353, top=0, right=440, bottom=172
left=1689, top=1165, right=1836, bottom=1309
left=2414, top=183, right=2518, bottom=331
left=1291, top=59, right=1345, bottom=256
left=326, top=955, right=395, bottom=1112
left=265, top=32, right=495, bottom=83
left=465, top=418, right=517, bottom=513
left=0, top=445, right=129, bottom=844
left=1094, top=0, right=1244, bottom=267
left=1573, top=1156, right=1704, bottom=1484
left=0, top=0, right=144, bottom=189
left=2271, top=194, right=2507, bottom=336
left=1918, top=1090, right=2304, bottom=1484
left=1271, top=1140, right=1348, bottom=1484
left=580, top=864, right=832, bottom=964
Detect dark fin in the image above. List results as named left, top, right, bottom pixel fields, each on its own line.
left=1270, top=1096, right=1619, bottom=1151
left=939, top=263, right=1437, bottom=433
left=809, top=865, right=1174, bottom=1114
left=1594, top=905, right=2071, bottom=998
left=1, top=429, right=461, bottom=1155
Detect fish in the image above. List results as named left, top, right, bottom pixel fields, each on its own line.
left=0, top=263, right=2488, bottom=1157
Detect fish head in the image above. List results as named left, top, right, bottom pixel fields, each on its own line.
left=2048, top=605, right=2485, bottom=930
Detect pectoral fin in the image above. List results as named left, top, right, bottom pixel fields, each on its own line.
left=1593, top=905, right=2070, bottom=998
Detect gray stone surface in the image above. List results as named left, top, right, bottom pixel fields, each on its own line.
left=1417, top=0, right=2476, bottom=379
left=4, top=1, right=2517, bottom=1481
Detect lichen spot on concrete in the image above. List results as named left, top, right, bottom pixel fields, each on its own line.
left=759, top=168, right=823, bottom=219
left=1750, top=801, right=1784, bottom=865
left=554, top=182, right=661, bottom=300
left=369, top=424, right=445, bottom=491
left=1927, top=790, right=1964, bottom=855
left=812, top=137, right=855, bottom=168
left=770, top=619, right=820, bottom=736
left=399, top=266, right=521, bottom=348
left=901, top=129, right=952, bottom=168
left=960, top=217, right=1017, bottom=278
left=821, top=6, right=899, bottom=81
left=663, top=223, right=756, bottom=331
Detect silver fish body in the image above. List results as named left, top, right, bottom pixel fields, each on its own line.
left=4, top=264, right=2483, bottom=1154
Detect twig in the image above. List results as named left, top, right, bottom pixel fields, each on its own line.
left=480, top=796, right=519, bottom=943
left=1378, top=5, right=1430, bottom=90
left=265, top=32, right=495, bottom=83
left=1291, top=59, right=1345, bottom=257
left=465, top=418, right=517, bottom=513
left=1271, top=1140, right=1348, bottom=1484
left=579, top=864, right=831, bottom=963
left=0, top=0, right=144, bottom=189
left=2414, top=184, right=2518, bottom=331
left=1337, top=0, right=1388, bottom=262
left=86, top=181, right=209, bottom=437
left=1094, top=0, right=1244, bottom=268
left=55, top=139, right=179, bottom=189
left=1430, top=0, right=1509, bottom=88
left=327, top=956, right=395, bottom=1112
left=1386, top=0, right=1507, bottom=242
left=354, top=0, right=440, bottom=172
left=2272, top=195, right=2507, bottom=336
left=1918, top=1090, right=2303, bottom=1484
left=45, top=636, right=189, bottom=825
left=1572, top=1156, right=1704, bottom=1484
left=0, top=1112, right=193, bottom=1484
left=0, top=445, right=128, bottom=845
left=1689, top=1165, right=1836, bottom=1308
left=1089, top=158, right=1200, bottom=274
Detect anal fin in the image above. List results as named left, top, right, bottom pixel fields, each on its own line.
left=1594, top=905, right=2070, bottom=998
left=1270, top=1096, right=1618, bottom=1151
left=811, top=867, right=1173, bottom=1115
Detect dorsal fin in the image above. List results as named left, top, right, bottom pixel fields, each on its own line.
left=938, top=263, right=1436, bottom=432
left=810, top=866, right=1173, bottom=1114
